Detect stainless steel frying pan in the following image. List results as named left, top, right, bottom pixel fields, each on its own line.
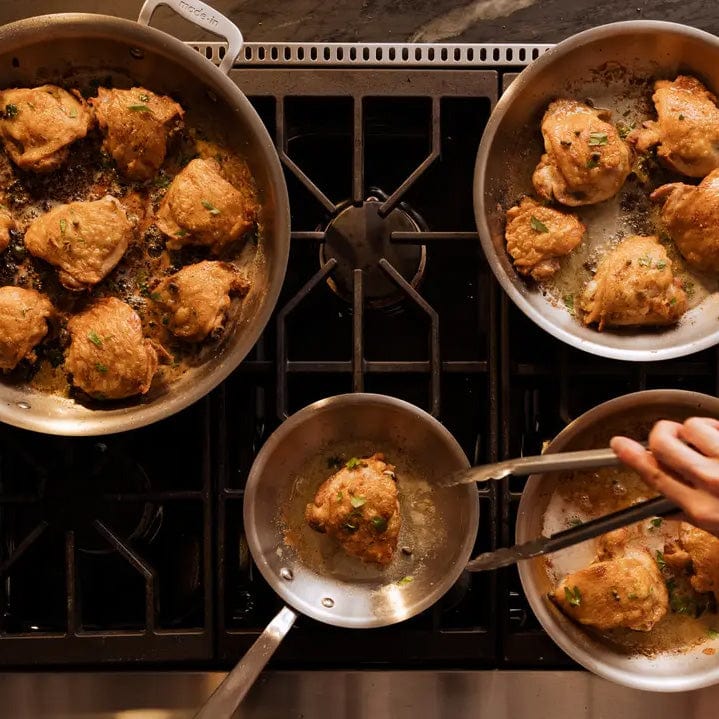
left=194, top=393, right=480, bottom=717
left=474, top=21, right=719, bottom=361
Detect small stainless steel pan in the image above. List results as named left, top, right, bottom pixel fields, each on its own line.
left=194, top=393, right=479, bottom=717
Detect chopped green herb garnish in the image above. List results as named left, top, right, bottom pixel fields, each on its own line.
left=655, top=260, right=667, bottom=270
left=59, top=218, right=67, bottom=235
left=139, top=93, right=150, bottom=102
left=638, top=255, right=652, bottom=267
left=708, top=628, right=719, bottom=639
left=563, top=294, right=575, bottom=313
left=586, top=155, right=600, bottom=169
left=588, top=132, right=608, bottom=146
left=530, top=215, right=549, bottom=233
left=201, top=199, right=221, bottom=216
left=87, top=331, right=102, bottom=347
left=650, top=517, right=663, bottom=528
left=616, top=121, right=635, bottom=139
left=95, top=363, right=108, bottom=374
left=149, top=291, right=162, bottom=301
left=564, top=585, right=582, bottom=607
left=567, top=516, right=582, bottom=527
left=669, top=296, right=678, bottom=306
left=398, top=576, right=414, bottom=586
left=335, top=491, right=343, bottom=502
left=350, top=495, right=366, bottom=508
left=3, top=103, right=18, bottom=119
left=656, top=550, right=667, bottom=570
left=128, top=104, right=151, bottom=112
left=67, top=107, right=78, bottom=118
left=175, top=229, right=188, bottom=237
left=628, top=592, right=639, bottom=600
left=153, top=174, right=171, bottom=188
left=371, top=516, right=388, bottom=531
left=682, top=279, right=695, bottom=297
left=346, top=457, right=363, bottom=470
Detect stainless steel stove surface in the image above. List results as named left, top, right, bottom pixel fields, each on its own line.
left=2, top=41, right=719, bottom=677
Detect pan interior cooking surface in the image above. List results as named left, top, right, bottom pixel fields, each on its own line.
left=476, top=22, right=719, bottom=360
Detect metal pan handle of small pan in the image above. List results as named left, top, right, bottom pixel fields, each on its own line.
left=193, top=606, right=298, bottom=718
left=138, top=0, right=244, bottom=75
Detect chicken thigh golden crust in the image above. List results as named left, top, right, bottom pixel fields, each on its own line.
left=651, top=169, right=719, bottom=272
left=631, top=76, right=719, bottom=178
left=152, top=261, right=249, bottom=342
left=156, top=158, right=258, bottom=253
left=305, top=453, right=400, bottom=566
left=90, top=87, right=184, bottom=181
left=24, top=196, right=133, bottom=291
left=0, top=286, right=54, bottom=371
left=532, top=99, right=631, bottom=206
left=504, top=196, right=585, bottom=280
left=669, top=523, right=719, bottom=604
left=65, top=298, right=158, bottom=400
left=0, top=85, right=92, bottom=173
left=552, top=552, right=668, bottom=631
left=579, top=235, right=687, bottom=331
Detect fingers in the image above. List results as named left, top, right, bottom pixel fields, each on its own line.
left=609, top=436, right=697, bottom=507
left=648, top=420, right=719, bottom=491
left=679, top=417, right=719, bottom=458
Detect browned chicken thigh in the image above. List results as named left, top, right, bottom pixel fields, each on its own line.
left=504, top=196, right=585, bottom=280
left=90, top=87, right=184, bottom=181
left=651, top=169, right=719, bottom=272
left=579, top=235, right=687, bottom=330
left=156, top=158, right=258, bottom=253
left=532, top=99, right=631, bottom=206
left=152, top=261, right=249, bottom=342
left=0, top=286, right=54, bottom=371
left=0, top=85, right=92, bottom=173
left=306, top=453, right=401, bottom=566
left=552, top=551, right=668, bottom=631
left=0, top=208, right=15, bottom=253
left=65, top=297, right=158, bottom=400
left=24, top=196, right=133, bottom=291
left=631, top=76, right=719, bottom=178
left=667, top=523, right=719, bottom=603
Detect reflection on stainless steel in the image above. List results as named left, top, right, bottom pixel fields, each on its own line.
left=3, top=671, right=719, bottom=718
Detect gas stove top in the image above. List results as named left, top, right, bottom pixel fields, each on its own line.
left=2, top=40, right=719, bottom=670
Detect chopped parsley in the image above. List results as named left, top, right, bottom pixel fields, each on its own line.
left=563, top=294, right=575, bottom=313
left=149, top=291, right=162, bottom=301
left=153, top=174, right=171, bottom=188
left=656, top=550, right=667, bottom=570
left=201, top=199, right=221, bottom=216
left=175, top=229, right=188, bottom=237
left=67, top=107, right=78, bottom=119
left=708, top=628, right=719, bottom=639
left=95, top=363, right=109, bottom=374
left=139, top=93, right=150, bottom=102
left=586, top=154, right=600, bottom=169
left=350, top=495, right=366, bottom=508
left=616, top=121, right=635, bottom=139
left=3, top=103, right=18, bottom=119
left=59, top=219, right=67, bottom=235
left=530, top=215, right=549, bottom=233
left=638, top=255, right=652, bottom=267
left=669, top=296, right=678, bottom=306
left=588, top=131, right=608, bottom=146
left=128, top=104, right=151, bottom=112
left=87, top=331, right=103, bottom=347
left=628, top=592, right=639, bottom=600
left=655, top=260, right=667, bottom=270
left=650, top=517, right=663, bottom=529
left=567, top=516, right=582, bottom=527
left=564, top=585, right=582, bottom=607
left=397, top=576, right=414, bottom=586
left=371, top=516, right=388, bottom=532
left=335, top=491, right=343, bottom=502
left=346, top=457, right=363, bottom=470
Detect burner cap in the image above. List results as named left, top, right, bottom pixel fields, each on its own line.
left=320, top=198, right=426, bottom=309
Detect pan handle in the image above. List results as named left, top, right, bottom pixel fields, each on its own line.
left=193, top=605, right=297, bottom=718
left=137, top=0, right=244, bottom=75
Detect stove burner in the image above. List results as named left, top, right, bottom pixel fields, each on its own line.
left=40, top=442, right=161, bottom=554
left=319, top=196, right=427, bottom=308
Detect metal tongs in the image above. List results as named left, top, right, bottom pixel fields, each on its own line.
left=442, top=446, right=677, bottom=572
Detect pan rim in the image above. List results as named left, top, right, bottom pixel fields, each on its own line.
left=473, top=20, right=719, bottom=363
left=242, top=392, right=480, bottom=629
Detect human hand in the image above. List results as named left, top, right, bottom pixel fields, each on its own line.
left=610, top=417, right=719, bottom=536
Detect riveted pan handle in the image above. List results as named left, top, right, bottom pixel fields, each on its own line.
left=138, top=0, right=243, bottom=75
left=193, top=606, right=297, bottom=718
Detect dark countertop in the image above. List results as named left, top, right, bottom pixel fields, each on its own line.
left=0, top=0, right=716, bottom=45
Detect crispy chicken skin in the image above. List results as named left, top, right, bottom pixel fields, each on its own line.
left=0, top=208, right=15, bottom=253
left=156, top=158, right=258, bottom=253
left=0, top=85, right=92, bottom=173
left=65, top=297, right=158, bottom=400
left=90, top=87, right=184, bottom=181
left=552, top=552, right=669, bottom=632
left=504, top=196, right=585, bottom=280
left=24, top=196, right=133, bottom=291
left=152, top=261, right=249, bottom=342
left=0, top=286, right=53, bottom=371
left=532, top=99, right=631, bottom=206
left=579, top=235, right=687, bottom=331
left=651, top=169, right=719, bottom=272
left=669, top=523, right=719, bottom=604
left=630, top=76, right=719, bottom=178
left=305, top=453, right=401, bottom=566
